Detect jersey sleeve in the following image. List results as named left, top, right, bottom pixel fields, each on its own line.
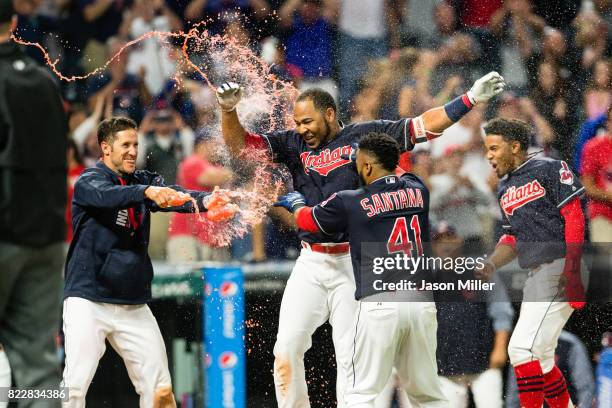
left=549, top=160, right=585, bottom=209
left=311, top=192, right=348, bottom=234
left=257, top=130, right=296, bottom=164
left=369, top=119, right=414, bottom=152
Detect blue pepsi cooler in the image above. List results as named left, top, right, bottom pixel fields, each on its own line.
left=597, top=332, right=612, bottom=408
left=203, top=266, right=246, bottom=408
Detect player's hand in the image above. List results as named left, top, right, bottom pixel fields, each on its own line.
left=489, top=345, right=508, bottom=368
left=475, top=260, right=496, bottom=281
left=206, top=203, right=239, bottom=222
left=216, top=82, right=243, bottom=112
left=145, top=186, right=185, bottom=208
left=467, top=71, right=505, bottom=104
left=274, top=191, right=306, bottom=213
left=202, top=186, right=233, bottom=210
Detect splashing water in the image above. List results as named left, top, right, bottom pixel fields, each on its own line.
left=12, top=21, right=297, bottom=246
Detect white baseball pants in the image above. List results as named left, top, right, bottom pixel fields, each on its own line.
left=61, top=297, right=175, bottom=408
left=438, top=369, right=503, bottom=408
left=273, top=248, right=356, bottom=408
left=508, top=258, right=587, bottom=373
left=345, top=300, right=447, bottom=408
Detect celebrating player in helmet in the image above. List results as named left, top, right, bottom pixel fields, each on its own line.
left=217, top=72, right=505, bottom=407
left=478, top=117, right=587, bottom=408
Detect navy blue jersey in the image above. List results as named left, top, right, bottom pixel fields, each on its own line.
left=310, top=173, right=430, bottom=299
left=262, top=119, right=414, bottom=244
left=497, top=157, right=584, bottom=269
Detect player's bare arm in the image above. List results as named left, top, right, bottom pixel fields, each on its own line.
left=217, top=82, right=247, bottom=155
left=475, top=238, right=517, bottom=281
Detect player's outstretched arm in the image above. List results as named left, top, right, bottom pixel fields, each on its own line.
left=217, top=82, right=247, bottom=156
left=415, top=72, right=506, bottom=140
left=274, top=192, right=320, bottom=233
left=475, top=234, right=517, bottom=281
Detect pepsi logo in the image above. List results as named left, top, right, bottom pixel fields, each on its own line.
left=219, top=281, right=238, bottom=297
left=219, top=351, right=238, bottom=369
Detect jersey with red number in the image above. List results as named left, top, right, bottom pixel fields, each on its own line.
left=497, top=157, right=584, bottom=269
left=311, top=173, right=430, bottom=299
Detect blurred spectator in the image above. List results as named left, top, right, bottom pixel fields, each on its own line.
left=531, top=61, right=576, bottom=162
left=491, top=0, right=545, bottom=91
left=78, top=0, right=129, bottom=71
left=573, top=2, right=609, bottom=72
left=70, top=92, right=109, bottom=165
left=167, top=131, right=233, bottom=262
left=137, top=106, right=194, bottom=183
left=260, top=36, right=303, bottom=85
left=506, top=330, right=596, bottom=408
left=66, top=138, right=85, bottom=245
left=337, top=0, right=401, bottom=116
left=458, top=0, right=502, bottom=29
left=580, top=120, right=612, bottom=246
left=0, top=0, right=67, bottom=398
left=400, top=0, right=441, bottom=47
left=120, top=0, right=182, bottom=96
left=379, top=48, right=420, bottom=120
left=13, top=0, right=60, bottom=64
left=138, top=106, right=194, bottom=258
left=495, top=93, right=555, bottom=150
left=86, top=37, right=151, bottom=123
left=573, top=109, right=608, bottom=172
left=433, top=222, right=513, bottom=408
left=184, top=0, right=270, bottom=33
left=278, top=0, right=336, bottom=97
left=430, top=146, right=490, bottom=253
left=584, top=59, right=612, bottom=120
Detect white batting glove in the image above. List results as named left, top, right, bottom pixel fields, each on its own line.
left=467, top=71, right=506, bottom=104
left=216, top=82, right=243, bottom=112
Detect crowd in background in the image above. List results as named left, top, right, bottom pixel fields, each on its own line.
left=12, top=0, right=611, bottom=405
left=32, top=0, right=608, bottom=265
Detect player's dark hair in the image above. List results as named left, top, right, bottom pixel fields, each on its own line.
left=358, top=132, right=400, bottom=172
left=296, top=88, right=337, bottom=113
left=97, top=116, right=137, bottom=146
left=484, top=117, right=532, bottom=151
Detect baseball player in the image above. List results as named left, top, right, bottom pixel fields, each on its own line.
left=275, top=132, right=447, bottom=407
left=477, top=117, right=587, bottom=408
left=216, top=72, right=505, bottom=407
left=62, top=117, right=237, bottom=408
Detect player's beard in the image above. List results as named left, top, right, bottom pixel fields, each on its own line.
left=321, top=119, right=332, bottom=144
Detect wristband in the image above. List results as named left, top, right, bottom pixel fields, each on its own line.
left=444, top=93, right=474, bottom=122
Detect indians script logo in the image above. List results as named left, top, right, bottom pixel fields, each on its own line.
left=501, top=180, right=546, bottom=216
left=300, top=145, right=353, bottom=176
left=219, top=351, right=238, bottom=369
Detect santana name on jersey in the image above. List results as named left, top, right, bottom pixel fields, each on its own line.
left=360, top=188, right=425, bottom=217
